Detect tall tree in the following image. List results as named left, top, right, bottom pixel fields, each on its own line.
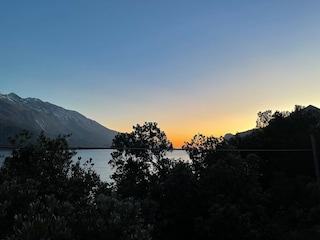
left=109, top=122, right=172, bottom=198
left=256, top=110, right=273, bottom=128
left=182, top=133, right=224, bottom=176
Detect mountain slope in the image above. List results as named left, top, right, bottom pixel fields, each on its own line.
left=0, top=93, right=118, bottom=147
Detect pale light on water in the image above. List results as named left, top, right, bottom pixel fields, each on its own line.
left=0, top=150, right=11, bottom=166
left=1, top=149, right=190, bottom=182
left=74, top=149, right=114, bottom=182
left=74, top=149, right=190, bottom=182
left=165, top=150, right=191, bottom=162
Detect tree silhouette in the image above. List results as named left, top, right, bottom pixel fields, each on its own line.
left=0, top=132, right=150, bottom=240
left=109, top=122, right=172, bottom=198
left=256, top=110, right=273, bottom=128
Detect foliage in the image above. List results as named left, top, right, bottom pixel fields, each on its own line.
left=195, top=153, right=268, bottom=240
left=0, top=131, right=150, bottom=240
left=111, top=125, right=272, bottom=239
left=182, top=133, right=224, bottom=175
left=182, top=134, right=268, bottom=240
left=150, top=161, right=199, bottom=240
left=232, top=105, right=320, bottom=179
left=256, top=110, right=273, bottom=128
left=229, top=105, right=320, bottom=239
left=109, top=122, right=172, bottom=198
left=3, top=106, right=320, bottom=240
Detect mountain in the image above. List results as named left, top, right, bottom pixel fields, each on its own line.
left=0, top=92, right=118, bottom=148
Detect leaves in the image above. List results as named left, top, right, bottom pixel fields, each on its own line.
left=0, top=131, right=150, bottom=240
left=109, top=122, right=173, bottom=197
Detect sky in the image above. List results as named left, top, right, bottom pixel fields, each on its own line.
left=1, top=1, right=320, bottom=147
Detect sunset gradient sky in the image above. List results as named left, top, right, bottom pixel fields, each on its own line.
left=1, top=1, right=320, bottom=147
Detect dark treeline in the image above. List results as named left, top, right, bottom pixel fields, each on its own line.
left=1, top=106, right=320, bottom=239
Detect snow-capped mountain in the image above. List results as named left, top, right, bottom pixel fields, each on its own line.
left=0, top=92, right=118, bottom=147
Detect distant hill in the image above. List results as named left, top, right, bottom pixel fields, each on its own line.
left=0, top=93, right=118, bottom=148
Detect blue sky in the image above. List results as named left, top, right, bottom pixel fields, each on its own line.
left=1, top=1, right=320, bottom=146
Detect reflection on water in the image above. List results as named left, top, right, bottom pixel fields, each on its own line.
left=0, top=150, right=11, bottom=166
left=74, top=149, right=190, bottom=182
left=74, top=149, right=114, bottom=182
left=0, top=149, right=190, bottom=182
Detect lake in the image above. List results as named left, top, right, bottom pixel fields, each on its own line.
left=0, top=149, right=190, bottom=182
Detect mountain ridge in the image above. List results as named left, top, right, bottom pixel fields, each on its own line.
left=0, top=92, right=118, bottom=148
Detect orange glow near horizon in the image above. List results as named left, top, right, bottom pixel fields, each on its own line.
left=167, top=133, right=191, bottom=149
left=162, top=112, right=258, bottom=148
left=104, top=113, right=259, bottom=148
left=102, top=102, right=320, bottom=149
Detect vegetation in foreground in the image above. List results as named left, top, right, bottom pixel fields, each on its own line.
left=1, top=106, right=320, bottom=239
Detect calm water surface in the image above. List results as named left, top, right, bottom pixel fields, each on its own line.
left=0, top=150, right=11, bottom=165
left=0, top=149, right=190, bottom=182
left=74, top=149, right=190, bottom=181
